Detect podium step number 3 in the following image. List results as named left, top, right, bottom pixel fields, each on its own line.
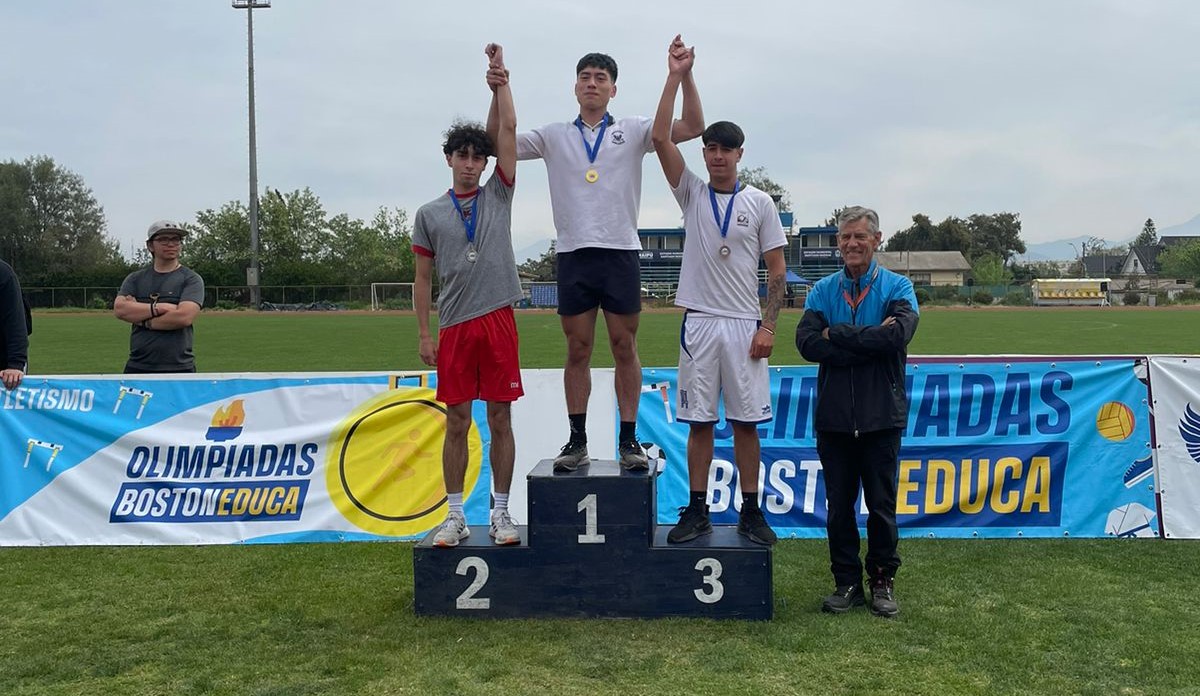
left=413, top=459, right=773, bottom=619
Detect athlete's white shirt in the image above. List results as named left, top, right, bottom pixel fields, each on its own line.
left=671, top=167, right=787, bottom=320
left=517, top=115, right=653, bottom=253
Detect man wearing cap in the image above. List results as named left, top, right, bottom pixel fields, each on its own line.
left=113, top=220, right=205, bottom=373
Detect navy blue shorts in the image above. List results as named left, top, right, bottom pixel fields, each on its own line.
left=556, top=248, right=641, bottom=316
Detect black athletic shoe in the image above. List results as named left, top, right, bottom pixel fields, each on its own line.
left=822, top=584, right=866, bottom=614
left=869, top=576, right=899, bottom=618
left=618, top=438, right=649, bottom=471
left=553, top=439, right=590, bottom=472
left=667, top=504, right=712, bottom=543
left=737, top=506, right=778, bottom=546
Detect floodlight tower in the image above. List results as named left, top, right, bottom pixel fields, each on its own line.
left=233, top=0, right=270, bottom=309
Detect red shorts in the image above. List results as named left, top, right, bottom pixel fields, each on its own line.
left=436, top=306, right=524, bottom=406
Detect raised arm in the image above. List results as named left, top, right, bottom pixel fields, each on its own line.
left=670, top=35, right=704, bottom=143
left=652, top=36, right=693, bottom=189
left=485, top=43, right=516, bottom=179
left=484, top=46, right=509, bottom=155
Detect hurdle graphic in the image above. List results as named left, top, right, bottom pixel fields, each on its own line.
left=113, top=386, right=154, bottom=419
left=641, top=381, right=672, bottom=423
left=23, top=439, right=64, bottom=472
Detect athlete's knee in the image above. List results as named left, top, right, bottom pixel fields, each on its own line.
left=445, top=404, right=472, bottom=438
left=486, top=402, right=512, bottom=433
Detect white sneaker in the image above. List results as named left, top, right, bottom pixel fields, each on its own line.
left=433, top=512, right=469, bottom=547
left=489, top=509, right=520, bottom=546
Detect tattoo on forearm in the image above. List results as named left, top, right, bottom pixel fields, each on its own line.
left=765, top=275, right=785, bottom=326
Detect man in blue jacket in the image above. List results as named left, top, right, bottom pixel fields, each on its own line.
left=795, top=206, right=919, bottom=618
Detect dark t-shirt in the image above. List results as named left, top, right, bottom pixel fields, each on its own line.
left=118, top=266, right=205, bottom=372
left=1, top=260, right=29, bottom=371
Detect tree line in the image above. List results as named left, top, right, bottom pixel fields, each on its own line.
left=0, top=156, right=414, bottom=289
left=7, top=156, right=1198, bottom=290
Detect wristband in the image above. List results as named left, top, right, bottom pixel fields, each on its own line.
left=759, top=325, right=775, bottom=336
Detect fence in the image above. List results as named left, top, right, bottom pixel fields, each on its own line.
left=25, top=286, right=376, bottom=309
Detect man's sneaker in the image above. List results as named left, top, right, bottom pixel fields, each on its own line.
left=618, top=439, right=649, bottom=471
left=821, top=584, right=865, bottom=614
left=432, top=512, right=469, bottom=548
left=489, top=509, right=520, bottom=546
left=737, top=506, right=778, bottom=546
left=667, top=504, right=712, bottom=543
left=553, top=439, right=589, bottom=472
left=869, top=576, right=899, bottom=618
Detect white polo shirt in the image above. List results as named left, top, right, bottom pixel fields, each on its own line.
left=672, top=167, right=787, bottom=320
left=517, top=115, right=654, bottom=253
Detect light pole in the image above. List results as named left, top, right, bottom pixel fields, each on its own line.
left=233, top=0, right=270, bottom=309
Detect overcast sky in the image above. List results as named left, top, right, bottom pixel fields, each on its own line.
left=3, top=1, right=1198, bottom=260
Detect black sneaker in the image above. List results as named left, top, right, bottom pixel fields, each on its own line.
left=618, top=438, right=649, bottom=471
left=553, top=439, right=590, bottom=472
left=821, top=584, right=865, bottom=614
left=869, top=576, right=899, bottom=618
left=737, top=506, right=778, bottom=546
left=667, top=504, right=712, bottom=543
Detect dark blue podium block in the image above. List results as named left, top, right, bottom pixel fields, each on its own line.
left=526, top=459, right=654, bottom=548
left=411, top=459, right=773, bottom=620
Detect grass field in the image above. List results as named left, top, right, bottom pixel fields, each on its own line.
left=25, top=305, right=1200, bottom=374
left=4, top=306, right=1200, bottom=695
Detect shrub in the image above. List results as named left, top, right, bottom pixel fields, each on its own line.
left=1123, top=292, right=1140, bottom=306
left=930, top=285, right=958, bottom=301
left=915, top=288, right=931, bottom=305
left=971, top=290, right=994, bottom=306
left=1176, top=289, right=1200, bottom=304
left=1002, top=290, right=1030, bottom=306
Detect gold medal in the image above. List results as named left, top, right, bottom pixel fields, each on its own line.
left=585, top=168, right=599, bottom=183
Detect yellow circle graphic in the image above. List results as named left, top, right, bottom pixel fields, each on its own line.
left=326, top=386, right=481, bottom=535
left=1096, top=401, right=1135, bottom=442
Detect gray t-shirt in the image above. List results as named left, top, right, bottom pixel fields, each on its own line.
left=118, top=265, right=205, bottom=371
left=412, top=170, right=522, bottom=328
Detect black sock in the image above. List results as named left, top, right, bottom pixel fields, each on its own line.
left=741, top=492, right=759, bottom=511
left=690, top=491, right=707, bottom=510
left=619, top=421, right=636, bottom=443
left=568, top=413, right=587, bottom=443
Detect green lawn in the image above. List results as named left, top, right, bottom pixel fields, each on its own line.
left=27, top=306, right=1200, bottom=374
left=4, top=306, right=1200, bottom=695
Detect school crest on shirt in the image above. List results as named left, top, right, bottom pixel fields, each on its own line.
left=737, top=212, right=750, bottom=227
left=610, top=129, right=626, bottom=145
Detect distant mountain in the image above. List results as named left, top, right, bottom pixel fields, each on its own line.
left=514, top=238, right=552, bottom=264
left=1018, top=236, right=1125, bottom=263
left=1159, top=213, right=1200, bottom=237
left=1018, top=213, right=1200, bottom=262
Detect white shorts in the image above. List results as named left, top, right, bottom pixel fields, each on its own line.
left=676, top=312, right=772, bottom=424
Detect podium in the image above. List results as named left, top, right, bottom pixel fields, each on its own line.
left=413, top=459, right=773, bottom=619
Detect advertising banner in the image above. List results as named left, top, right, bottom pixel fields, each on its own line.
left=0, top=357, right=1166, bottom=544
left=1146, top=357, right=1200, bottom=538
left=639, top=357, right=1157, bottom=538
left=0, top=370, right=615, bottom=546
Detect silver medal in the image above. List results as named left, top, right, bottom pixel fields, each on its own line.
left=466, top=247, right=478, bottom=263
left=719, top=245, right=731, bottom=257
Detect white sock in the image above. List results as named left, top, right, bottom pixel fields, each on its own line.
left=492, top=493, right=509, bottom=516
left=447, top=492, right=464, bottom=517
